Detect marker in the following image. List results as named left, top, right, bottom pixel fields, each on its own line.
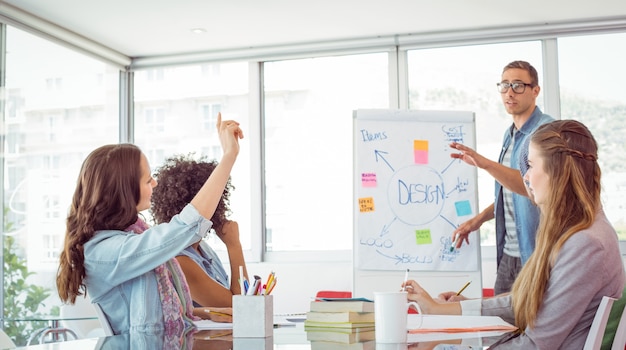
left=456, top=281, right=471, bottom=296
left=401, top=268, right=409, bottom=291
left=450, top=236, right=462, bottom=252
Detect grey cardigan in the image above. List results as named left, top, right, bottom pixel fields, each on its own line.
left=462, top=210, right=625, bottom=349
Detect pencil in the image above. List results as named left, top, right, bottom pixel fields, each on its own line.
left=204, top=309, right=232, bottom=317
left=456, top=281, right=471, bottom=296
left=202, top=330, right=233, bottom=339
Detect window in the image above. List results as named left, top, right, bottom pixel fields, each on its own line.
left=45, top=77, right=62, bottom=91
left=3, top=26, right=119, bottom=323
left=263, top=53, right=389, bottom=252
left=200, top=103, right=222, bottom=131
left=143, top=107, right=166, bottom=133
left=134, top=62, right=252, bottom=255
left=406, top=42, right=543, bottom=245
left=557, top=32, right=626, bottom=239
left=145, top=68, right=165, bottom=81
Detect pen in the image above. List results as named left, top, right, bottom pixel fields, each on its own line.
left=401, top=268, right=409, bottom=291
left=239, top=266, right=245, bottom=295
left=204, top=309, right=232, bottom=317
left=274, top=323, right=296, bottom=328
left=247, top=279, right=260, bottom=296
left=255, top=279, right=263, bottom=295
left=456, top=281, right=471, bottom=296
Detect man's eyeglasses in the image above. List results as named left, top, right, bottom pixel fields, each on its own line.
left=497, top=82, right=534, bottom=94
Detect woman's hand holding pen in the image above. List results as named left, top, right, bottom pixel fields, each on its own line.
left=402, top=280, right=462, bottom=315
left=402, top=280, right=436, bottom=314
left=437, top=291, right=468, bottom=302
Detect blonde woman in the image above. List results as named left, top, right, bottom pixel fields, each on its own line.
left=404, top=120, right=625, bottom=348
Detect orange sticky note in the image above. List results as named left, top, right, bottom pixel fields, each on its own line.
left=359, top=197, right=375, bottom=212
left=414, top=140, right=428, bottom=164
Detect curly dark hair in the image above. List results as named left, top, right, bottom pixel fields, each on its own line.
left=150, top=153, right=233, bottom=233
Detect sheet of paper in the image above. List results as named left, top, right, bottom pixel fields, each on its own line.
left=194, top=319, right=232, bottom=330
left=274, top=313, right=306, bottom=326
left=406, top=315, right=516, bottom=342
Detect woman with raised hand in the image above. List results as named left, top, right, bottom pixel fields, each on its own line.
left=57, top=113, right=242, bottom=335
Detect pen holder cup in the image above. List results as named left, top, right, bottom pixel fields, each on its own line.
left=233, top=337, right=273, bottom=349
left=233, top=295, right=274, bottom=338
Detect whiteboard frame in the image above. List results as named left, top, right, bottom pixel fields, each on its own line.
left=352, top=109, right=483, bottom=299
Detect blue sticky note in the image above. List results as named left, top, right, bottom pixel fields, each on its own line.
left=455, top=200, right=472, bottom=216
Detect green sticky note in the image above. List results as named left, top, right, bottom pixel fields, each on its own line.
left=415, top=229, right=432, bottom=244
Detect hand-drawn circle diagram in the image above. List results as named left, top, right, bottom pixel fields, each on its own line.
left=387, top=164, right=445, bottom=226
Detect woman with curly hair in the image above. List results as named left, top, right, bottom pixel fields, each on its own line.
left=151, top=154, right=248, bottom=308
left=403, top=120, right=625, bottom=348
left=56, top=114, right=243, bottom=335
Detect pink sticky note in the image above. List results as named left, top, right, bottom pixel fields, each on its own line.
left=361, top=172, right=377, bottom=187
left=414, top=140, right=428, bottom=164
left=414, top=150, right=428, bottom=164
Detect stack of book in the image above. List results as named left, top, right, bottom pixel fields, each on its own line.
left=304, top=298, right=375, bottom=349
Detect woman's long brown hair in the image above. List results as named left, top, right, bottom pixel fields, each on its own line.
left=57, top=144, right=143, bottom=303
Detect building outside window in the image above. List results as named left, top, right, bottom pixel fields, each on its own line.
left=2, top=26, right=120, bottom=345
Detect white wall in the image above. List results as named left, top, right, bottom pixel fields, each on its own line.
left=242, top=247, right=498, bottom=314
left=244, top=261, right=353, bottom=314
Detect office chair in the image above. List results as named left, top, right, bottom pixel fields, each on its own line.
left=60, top=294, right=104, bottom=339
left=93, top=303, right=114, bottom=336
left=584, top=296, right=616, bottom=350
left=611, top=301, right=626, bottom=350
left=0, top=328, right=16, bottom=350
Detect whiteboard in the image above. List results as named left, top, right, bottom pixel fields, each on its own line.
left=353, top=109, right=482, bottom=298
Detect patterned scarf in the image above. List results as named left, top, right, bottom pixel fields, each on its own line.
left=125, top=217, right=199, bottom=347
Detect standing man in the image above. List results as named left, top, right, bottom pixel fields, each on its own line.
left=449, top=60, right=554, bottom=295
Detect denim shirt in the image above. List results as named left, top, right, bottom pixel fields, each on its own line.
left=84, top=204, right=213, bottom=335
left=178, top=240, right=230, bottom=307
left=494, top=107, right=554, bottom=266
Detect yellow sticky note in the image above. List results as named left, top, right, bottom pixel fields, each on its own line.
left=359, top=197, right=375, bottom=212
left=415, top=229, right=432, bottom=244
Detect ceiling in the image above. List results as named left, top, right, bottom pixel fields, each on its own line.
left=3, top=0, right=626, bottom=60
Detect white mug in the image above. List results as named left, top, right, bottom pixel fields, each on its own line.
left=374, top=291, right=421, bottom=343
left=375, top=343, right=409, bottom=350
